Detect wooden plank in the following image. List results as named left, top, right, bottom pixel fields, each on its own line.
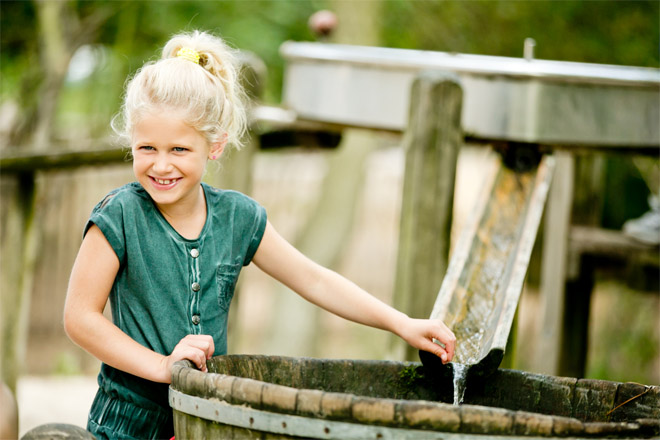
left=570, top=226, right=660, bottom=259
left=0, top=148, right=129, bottom=172
left=535, top=151, right=575, bottom=376
left=391, top=70, right=462, bottom=361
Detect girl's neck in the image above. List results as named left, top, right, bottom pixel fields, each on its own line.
left=156, top=185, right=207, bottom=240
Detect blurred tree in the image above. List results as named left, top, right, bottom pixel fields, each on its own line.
left=1, top=1, right=117, bottom=149
left=382, top=0, right=658, bottom=67
left=3, top=0, right=656, bottom=149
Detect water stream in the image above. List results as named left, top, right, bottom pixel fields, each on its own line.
left=452, top=362, right=468, bottom=405
left=449, top=327, right=485, bottom=405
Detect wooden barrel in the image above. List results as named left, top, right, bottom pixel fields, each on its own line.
left=169, top=355, right=659, bottom=439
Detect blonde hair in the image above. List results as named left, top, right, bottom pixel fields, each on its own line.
left=114, top=30, right=248, bottom=150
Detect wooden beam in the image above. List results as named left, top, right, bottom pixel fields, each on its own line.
left=535, top=151, right=575, bottom=376
left=392, top=70, right=462, bottom=361
left=0, top=148, right=129, bottom=172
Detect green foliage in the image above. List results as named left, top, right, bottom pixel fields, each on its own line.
left=602, top=156, right=651, bottom=229
left=382, top=0, right=659, bottom=67
left=2, top=0, right=657, bottom=144
left=586, top=282, right=659, bottom=385
left=398, top=364, right=425, bottom=387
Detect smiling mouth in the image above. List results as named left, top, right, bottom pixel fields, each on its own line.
left=150, top=176, right=181, bottom=186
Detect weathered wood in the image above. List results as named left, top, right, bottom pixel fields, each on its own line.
left=535, top=151, right=575, bottom=376
left=0, top=147, right=129, bottom=172
left=553, top=152, right=606, bottom=378
left=20, top=423, right=96, bottom=440
left=392, top=70, right=462, bottom=361
left=560, top=225, right=660, bottom=378
left=0, top=172, right=38, bottom=393
left=572, top=154, right=607, bottom=226
left=569, top=226, right=660, bottom=264
left=170, top=355, right=660, bottom=438
left=560, top=254, right=595, bottom=378
left=420, top=152, right=555, bottom=377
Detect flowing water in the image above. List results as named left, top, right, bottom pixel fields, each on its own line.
left=452, top=362, right=468, bottom=405
left=449, top=328, right=485, bottom=405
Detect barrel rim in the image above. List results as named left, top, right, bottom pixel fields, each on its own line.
left=170, top=355, right=659, bottom=438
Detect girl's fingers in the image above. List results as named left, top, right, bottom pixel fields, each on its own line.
left=171, top=335, right=216, bottom=371
left=440, top=331, right=456, bottom=361
left=421, top=338, right=449, bottom=363
left=174, top=347, right=208, bottom=371
left=179, top=335, right=215, bottom=358
left=421, top=320, right=456, bottom=363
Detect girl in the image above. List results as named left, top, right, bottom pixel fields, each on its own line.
left=64, top=30, right=456, bottom=439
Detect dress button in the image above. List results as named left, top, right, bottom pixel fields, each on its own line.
left=191, top=282, right=201, bottom=292
left=190, top=248, right=199, bottom=258
left=192, top=314, right=200, bottom=325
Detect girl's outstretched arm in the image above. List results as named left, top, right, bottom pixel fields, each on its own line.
left=252, top=221, right=456, bottom=363
left=63, top=225, right=213, bottom=383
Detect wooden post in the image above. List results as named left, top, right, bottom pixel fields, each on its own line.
left=535, top=151, right=575, bottom=375
left=0, top=172, right=39, bottom=393
left=557, top=153, right=605, bottom=378
left=559, top=254, right=594, bottom=377
left=392, top=71, right=462, bottom=361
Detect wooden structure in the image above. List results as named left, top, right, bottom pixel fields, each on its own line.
left=170, top=355, right=660, bottom=439
left=279, top=42, right=660, bottom=375
left=420, top=152, right=554, bottom=376
left=393, top=71, right=462, bottom=361
left=1, top=42, right=658, bottom=396
left=559, top=226, right=659, bottom=377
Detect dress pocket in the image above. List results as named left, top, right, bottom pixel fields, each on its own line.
left=216, top=263, right=240, bottom=312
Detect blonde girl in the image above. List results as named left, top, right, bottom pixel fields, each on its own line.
left=64, top=30, right=456, bottom=439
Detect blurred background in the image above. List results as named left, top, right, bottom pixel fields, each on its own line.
left=1, top=0, right=658, bottom=436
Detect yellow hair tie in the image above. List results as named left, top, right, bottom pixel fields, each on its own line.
left=176, top=47, right=200, bottom=64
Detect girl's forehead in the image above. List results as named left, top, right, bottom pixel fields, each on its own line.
left=132, top=110, right=205, bottom=145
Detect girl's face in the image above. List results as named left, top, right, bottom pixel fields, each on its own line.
left=131, top=109, right=212, bottom=211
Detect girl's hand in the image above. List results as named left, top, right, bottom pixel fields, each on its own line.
left=398, top=318, right=456, bottom=364
left=161, top=334, right=215, bottom=381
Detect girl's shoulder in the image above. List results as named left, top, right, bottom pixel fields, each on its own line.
left=93, top=182, right=149, bottom=213
left=202, top=183, right=262, bottom=210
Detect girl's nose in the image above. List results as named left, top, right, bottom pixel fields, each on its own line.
left=152, top=153, right=173, bottom=174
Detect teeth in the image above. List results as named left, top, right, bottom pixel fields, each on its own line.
left=155, top=178, right=175, bottom=185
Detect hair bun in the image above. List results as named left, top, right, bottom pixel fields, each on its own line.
left=117, top=30, right=248, bottom=150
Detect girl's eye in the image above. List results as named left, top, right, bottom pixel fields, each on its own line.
left=173, top=147, right=188, bottom=152
left=139, top=145, right=155, bottom=151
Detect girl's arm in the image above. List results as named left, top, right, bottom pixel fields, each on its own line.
left=63, top=224, right=213, bottom=383
left=252, top=221, right=456, bottom=363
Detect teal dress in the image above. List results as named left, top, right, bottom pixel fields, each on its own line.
left=84, top=182, right=267, bottom=439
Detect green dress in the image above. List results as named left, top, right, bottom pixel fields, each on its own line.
left=84, top=182, right=267, bottom=439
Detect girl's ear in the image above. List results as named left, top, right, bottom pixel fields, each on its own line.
left=209, top=133, right=228, bottom=160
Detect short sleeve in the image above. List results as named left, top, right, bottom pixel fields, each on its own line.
left=83, top=190, right=127, bottom=265
left=243, top=202, right=267, bottom=266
